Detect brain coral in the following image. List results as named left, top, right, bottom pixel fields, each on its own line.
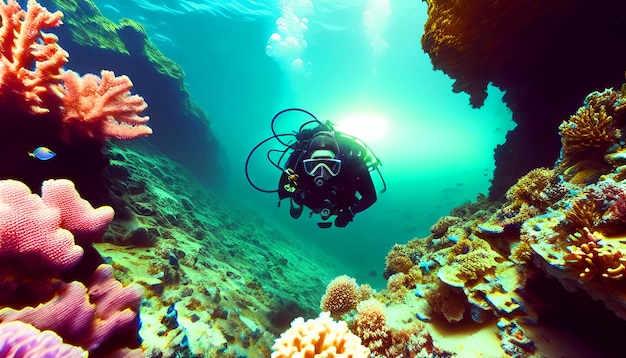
left=271, top=312, right=370, bottom=358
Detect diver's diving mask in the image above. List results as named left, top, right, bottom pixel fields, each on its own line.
left=303, top=150, right=342, bottom=186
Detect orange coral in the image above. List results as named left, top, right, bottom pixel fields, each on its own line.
left=351, top=300, right=390, bottom=355
left=564, top=198, right=601, bottom=231
left=320, top=275, right=361, bottom=318
left=60, top=70, right=152, bottom=141
left=0, top=0, right=67, bottom=114
left=563, top=228, right=626, bottom=282
left=0, top=0, right=151, bottom=143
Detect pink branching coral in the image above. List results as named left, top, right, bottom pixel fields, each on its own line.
left=40, top=178, right=115, bottom=244
left=0, top=179, right=83, bottom=272
left=0, top=178, right=144, bottom=355
left=60, top=70, right=152, bottom=141
left=0, top=0, right=67, bottom=114
left=0, top=0, right=151, bottom=142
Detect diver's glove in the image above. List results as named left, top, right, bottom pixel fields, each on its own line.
left=335, top=206, right=355, bottom=227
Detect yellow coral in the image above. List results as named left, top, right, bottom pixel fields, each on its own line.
left=455, top=249, right=498, bottom=281
left=510, top=241, right=533, bottom=264
left=425, top=282, right=466, bottom=322
left=385, top=265, right=426, bottom=296
left=385, top=272, right=411, bottom=299
left=441, top=237, right=498, bottom=282
left=384, top=244, right=415, bottom=275
left=320, top=275, right=361, bottom=317
left=504, top=167, right=555, bottom=208
left=429, top=216, right=462, bottom=238
left=357, top=284, right=375, bottom=302
left=564, top=198, right=601, bottom=231
left=558, top=88, right=626, bottom=178
left=559, top=102, right=619, bottom=158
left=271, top=312, right=370, bottom=358
left=481, top=168, right=557, bottom=230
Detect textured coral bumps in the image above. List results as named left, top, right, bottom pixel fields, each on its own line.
left=60, top=69, right=152, bottom=141
left=0, top=179, right=144, bottom=355
left=0, top=321, right=87, bottom=358
left=0, top=179, right=106, bottom=272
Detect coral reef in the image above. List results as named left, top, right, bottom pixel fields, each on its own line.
left=422, top=0, right=626, bottom=199
left=0, top=0, right=152, bottom=205
left=0, top=2, right=151, bottom=353
left=0, top=0, right=150, bottom=143
left=369, top=84, right=626, bottom=356
left=7, top=0, right=626, bottom=356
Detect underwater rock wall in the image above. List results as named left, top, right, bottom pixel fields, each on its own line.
left=39, top=0, right=228, bottom=189
left=421, top=0, right=626, bottom=199
left=367, top=85, right=626, bottom=356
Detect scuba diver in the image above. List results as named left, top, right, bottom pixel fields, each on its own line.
left=246, top=108, right=386, bottom=228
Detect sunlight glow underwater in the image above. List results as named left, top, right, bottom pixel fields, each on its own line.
left=333, top=113, right=388, bottom=143
left=93, top=0, right=518, bottom=287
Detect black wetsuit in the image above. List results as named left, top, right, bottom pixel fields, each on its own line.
left=278, top=125, right=377, bottom=224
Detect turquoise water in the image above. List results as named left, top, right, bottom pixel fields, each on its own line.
left=95, top=0, right=516, bottom=288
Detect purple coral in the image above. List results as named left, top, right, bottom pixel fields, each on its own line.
left=0, top=320, right=87, bottom=358
left=0, top=264, right=144, bottom=352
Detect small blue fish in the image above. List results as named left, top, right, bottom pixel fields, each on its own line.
left=29, top=147, right=56, bottom=161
